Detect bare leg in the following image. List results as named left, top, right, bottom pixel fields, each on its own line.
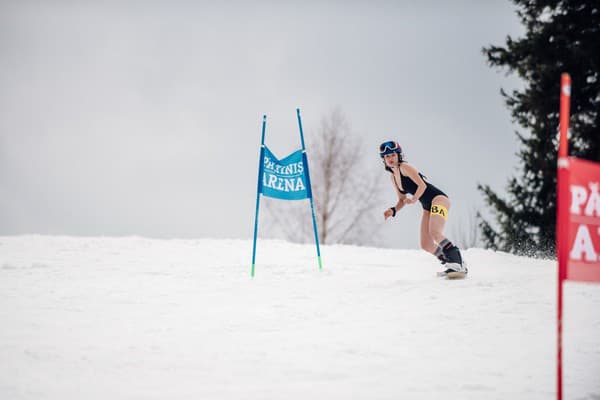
left=429, top=196, right=464, bottom=269
left=420, top=211, right=437, bottom=254
left=428, top=195, right=451, bottom=244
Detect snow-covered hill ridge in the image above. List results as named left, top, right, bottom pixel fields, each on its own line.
left=0, top=234, right=551, bottom=272
left=1, top=236, right=598, bottom=400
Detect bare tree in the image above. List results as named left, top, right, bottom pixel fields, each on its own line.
left=265, top=108, right=383, bottom=245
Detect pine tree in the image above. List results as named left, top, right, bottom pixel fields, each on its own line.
left=479, top=0, right=600, bottom=256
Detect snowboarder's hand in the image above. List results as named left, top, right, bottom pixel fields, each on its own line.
left=384, top=208, right=395, bottom=220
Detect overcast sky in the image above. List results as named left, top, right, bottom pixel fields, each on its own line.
left=1, top=1, right=525, bottom=249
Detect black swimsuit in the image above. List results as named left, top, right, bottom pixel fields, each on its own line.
left=393, top=168, right=447, bottom=211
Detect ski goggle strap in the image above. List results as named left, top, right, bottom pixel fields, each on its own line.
left=379, top=141, right=401, bottom=156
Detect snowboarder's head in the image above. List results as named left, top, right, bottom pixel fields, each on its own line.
left=379, top=140, right=403, bottom=171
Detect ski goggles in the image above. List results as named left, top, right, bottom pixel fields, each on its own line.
left=379, top=141, right=401, bottom=156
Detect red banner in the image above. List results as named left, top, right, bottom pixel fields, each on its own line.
left=558, top=157, right=600, bottom=283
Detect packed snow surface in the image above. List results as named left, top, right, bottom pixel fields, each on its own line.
left=1, top=236, right=599, bottom=399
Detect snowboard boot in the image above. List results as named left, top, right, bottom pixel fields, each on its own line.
left=434, top=246, right=452, bottom=276
left=440, top=239, right=467, bottom=274
left=434, top=246, right=448, bottom=265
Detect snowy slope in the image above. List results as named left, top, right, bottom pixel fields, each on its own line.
left=0, top=236, right=598, bottom=400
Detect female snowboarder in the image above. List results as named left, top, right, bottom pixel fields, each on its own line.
left=380, top=140, right=467, bottom=276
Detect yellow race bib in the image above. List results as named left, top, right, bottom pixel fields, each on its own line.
left=430, top=204, right=448, bottom=220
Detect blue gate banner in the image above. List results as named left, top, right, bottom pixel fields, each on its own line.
left=251, top=110, right=322, bottom=276
left=260, top=146, right=309, bottom=200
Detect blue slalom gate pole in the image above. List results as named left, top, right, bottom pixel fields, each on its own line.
left=251, top=115, right=267, bottom=277
left=296, top=108, right=323, bottom=270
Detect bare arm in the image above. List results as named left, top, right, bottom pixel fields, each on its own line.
left=384, top=173, right=407, bottom=220
left=391, top=173, right=408, bottom=209
left=400, top=162, right=427, bottom=203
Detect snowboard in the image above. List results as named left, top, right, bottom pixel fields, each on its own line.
left=446, top=271, right=467, bottom=280
left=436, top=270, right=468, bottom=279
